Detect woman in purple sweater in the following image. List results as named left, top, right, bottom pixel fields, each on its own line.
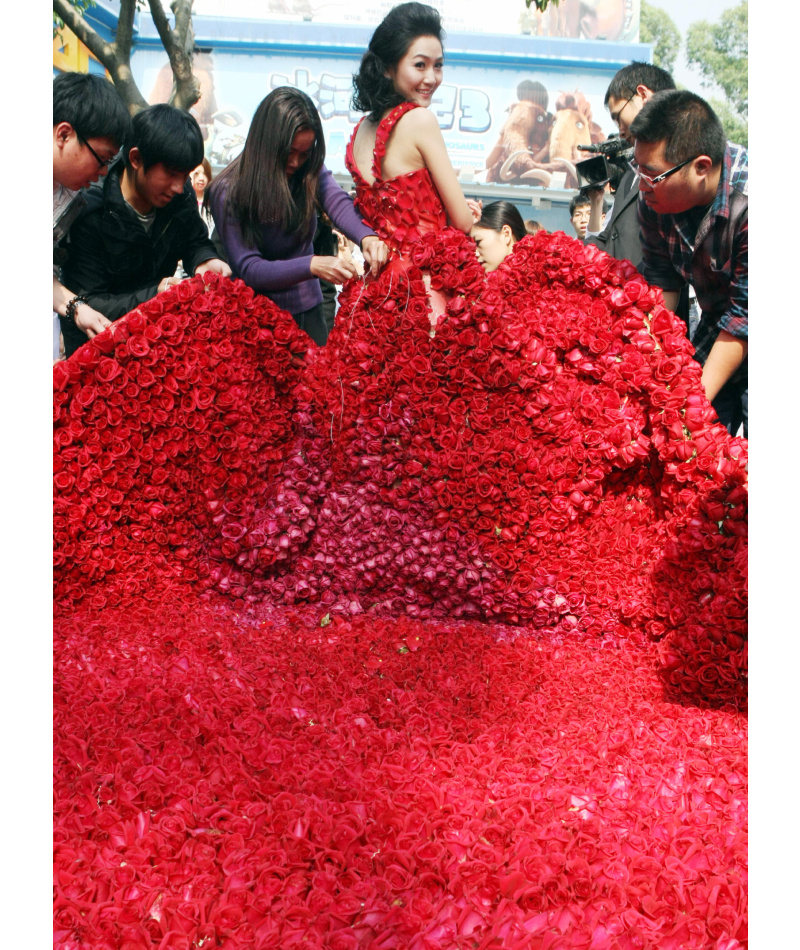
left=208, top=87, right=388, bottom=345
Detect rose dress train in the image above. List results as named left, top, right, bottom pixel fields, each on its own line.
left=53, top=103, right=747, bottom=950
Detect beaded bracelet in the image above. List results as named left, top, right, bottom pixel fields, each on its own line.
left=64, top=294, right=88, bottom=325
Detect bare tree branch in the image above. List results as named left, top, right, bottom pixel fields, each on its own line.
left=147, top=0, right=175, bottom=52
left=114, top=0, right=138, bottom=59
left=172, top=0, right=195, bottom=53
left=53, top=0, right=200, bottom=116
left=147, top=0, right=200, bottom=110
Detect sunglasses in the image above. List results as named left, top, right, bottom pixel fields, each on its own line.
left=630, top=155, right=698, bottom=187
left=77, top=132, right=118, bottom=169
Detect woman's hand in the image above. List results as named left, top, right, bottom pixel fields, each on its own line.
left=466, top=198, right=483, bottom=223
left=310, top=255, right=359, bottom=285
left=195, top=258, right=232, bottom=279
left=361, top=236, right=389, bottom=277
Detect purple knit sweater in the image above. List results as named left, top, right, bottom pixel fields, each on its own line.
left=209, top=165, right=374, bottom=315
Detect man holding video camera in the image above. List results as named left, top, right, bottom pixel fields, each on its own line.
left=583, top=62, right=675, bottom=265
left=630, top=91, right=747, bottom=438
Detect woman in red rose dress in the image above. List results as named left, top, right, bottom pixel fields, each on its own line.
left=297, top=0, right=747, bottom=645
left=342, top=2, right=481, bottom=321
left=52, top=8, right=746, bottom=943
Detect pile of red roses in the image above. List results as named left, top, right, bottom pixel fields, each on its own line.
left=53, top=273, right=321, bottom=610
left=54, top=230, right=748, bottom=948
left=55, top=603, right=746, bottom=950
left=297, top=230, right=747, bottom=705
left=54, top=233, right=747, bottom=702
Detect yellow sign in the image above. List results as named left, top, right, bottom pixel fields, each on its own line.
left=53, top=24, right=108, bottom=76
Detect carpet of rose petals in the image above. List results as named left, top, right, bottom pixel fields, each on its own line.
left=55, top=601, right=746, bottom=950
left=54, top=233, right=747, bottom=948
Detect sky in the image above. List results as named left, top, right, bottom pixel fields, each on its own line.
left=653, top=0, right=739, bottom=94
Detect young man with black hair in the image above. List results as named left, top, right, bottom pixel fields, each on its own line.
left=569, top=193, right=592, bottom=239
left=583, top=61, right=675, bottom=266
left=53, top=71, right=131, bottom=357
left=60, top=104, right=231, bottom=357
left=630, top=90, right=747, bottom=437
left=571, top=192, right=608, bottom=240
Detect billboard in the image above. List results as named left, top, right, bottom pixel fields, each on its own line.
left=192, top=0, right=641, bottom=41
left=134, top=48, right=621, bottom=189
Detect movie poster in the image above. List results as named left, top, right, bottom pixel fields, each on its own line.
left=134, top=48, right=622, bottom=190
left=192, top=0, right=641, bottom=42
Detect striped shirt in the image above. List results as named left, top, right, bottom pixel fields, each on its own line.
left=638, top=142, right=748, bottom=383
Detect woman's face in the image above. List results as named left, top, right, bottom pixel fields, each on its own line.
left=471, top=224, right=515, bottom=272
left=286, top=129, right=315, bottom=177
left=386, top=35, right=443, bottom=108
left=190, top=164, right=208, bottom=195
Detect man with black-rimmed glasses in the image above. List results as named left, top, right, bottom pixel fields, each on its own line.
left=630, top=90, right=748, bottom=437
left=53, top=71, right=130, bottom=359
left=60, top=104, right=231, bottom=358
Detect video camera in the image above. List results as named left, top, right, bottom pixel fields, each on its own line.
left=575, top=135, right=633, bottom=193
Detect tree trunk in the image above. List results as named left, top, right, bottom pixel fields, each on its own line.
left=147, top=0, right=201, bottom=112
left=53, top=0, right=203, bottom=116
left=53, top=0, right=149, bottom=114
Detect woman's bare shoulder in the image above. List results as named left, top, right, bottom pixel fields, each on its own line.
left=396, top=106, right=440, bottom=131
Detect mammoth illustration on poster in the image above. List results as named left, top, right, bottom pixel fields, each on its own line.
left=485, top=84, right=605, bottom=188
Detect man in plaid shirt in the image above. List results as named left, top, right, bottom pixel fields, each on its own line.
left=630, top=91, right=748, bottom=437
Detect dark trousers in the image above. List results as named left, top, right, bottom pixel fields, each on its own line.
left=712, top=376, right=748, bottom=438
left=319, top=279, right=337, bottom=335
left=293, top=302, right=328, bottom=346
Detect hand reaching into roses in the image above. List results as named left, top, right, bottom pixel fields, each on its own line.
left=361, top=236, right=390, bottom=277
left=73, top=302, right=112, bottom=339
left=157, top=275, right=184, bottom=294
left=310, top=255, right=360, bottom=285
left=195, top=258, right=232, bottom=279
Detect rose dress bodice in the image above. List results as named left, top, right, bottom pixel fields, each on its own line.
left=346, top=102, right=447, bottom=257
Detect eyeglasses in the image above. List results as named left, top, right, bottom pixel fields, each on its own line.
left=77, top=133, right=118, bottom=169
left=630, top=155, right=698, bottom=188
left=608, top=92, right=637, bottom=126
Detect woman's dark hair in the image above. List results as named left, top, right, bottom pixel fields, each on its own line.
left=629, top=89, right=726, bottom=165
left=352, top=2, right=445, bottom=122
left=475, top=201, right=526, bottom=242
left=123, top=104, right=203, bottom=173
left=53, top=71, right=131, bottom=148
left=209, top=87, right=325, bottom=250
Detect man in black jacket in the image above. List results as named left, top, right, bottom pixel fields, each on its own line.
left=53, top=72, right=131, bottom=356
left=60, top=104, right=230, bottom=356
left=584, top=62, right=675, bottom=267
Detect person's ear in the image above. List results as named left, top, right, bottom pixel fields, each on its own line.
left=128, top=147, right=143, bottom=171
left=636, top=84, right=652, bottom=102
left=501, top=224, right=513, bottom=246
left=54, top=122, right=75, bottom=148
left=692, top=155, right=714, bottom=179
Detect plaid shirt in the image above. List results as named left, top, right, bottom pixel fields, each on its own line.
left=638, top=142, right=748, bottom=384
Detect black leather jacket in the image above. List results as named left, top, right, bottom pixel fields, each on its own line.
left=59, top=159, right=218, bottom=355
